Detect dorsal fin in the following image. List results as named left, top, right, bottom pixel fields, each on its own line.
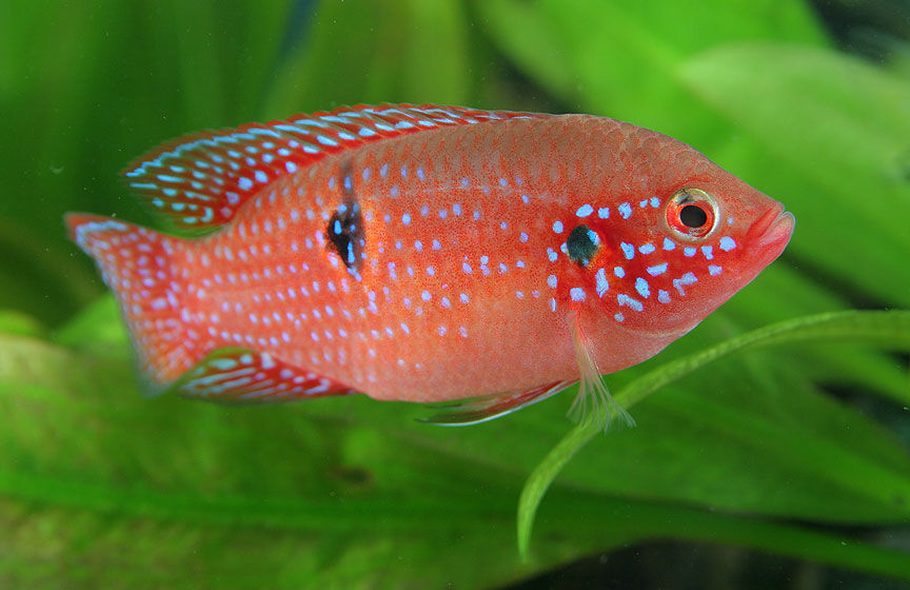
left=122, top=103, right=543, bottom=232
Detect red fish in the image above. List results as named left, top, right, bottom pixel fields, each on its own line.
left=66, top=104, right=794, bottom=425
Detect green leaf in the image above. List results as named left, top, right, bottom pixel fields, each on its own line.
left=0, top=323, right=582, bottom=587
left=2, top=307, right=910, bottom=585
left=477, top=0, right=828, bottom=139
left=679, top=43, right=910, bottom=309
left=5, top=0, right=910, bottom=584
left=519, top=310, right=910, bottom=557
left=266, top=0, right=472, bottom=116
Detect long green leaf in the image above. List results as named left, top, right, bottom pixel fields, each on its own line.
left=518, top=310, right=910, bottom=557
left=2, top=311, right=909, bottom=585
left=679, top=43, right=910, bottom=309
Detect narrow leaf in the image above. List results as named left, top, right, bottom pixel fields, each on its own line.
left=519, top=310, right=910, bottom=557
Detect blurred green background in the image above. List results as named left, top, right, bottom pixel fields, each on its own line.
left=1, top=0, right=909, bottom=587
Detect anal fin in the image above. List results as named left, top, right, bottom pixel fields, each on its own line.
left=421, top=381, right=572, bottom=426
left=172, top=347, right=355, bottom=403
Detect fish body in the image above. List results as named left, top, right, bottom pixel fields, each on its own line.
left=67, top=104, right=794, bottom=423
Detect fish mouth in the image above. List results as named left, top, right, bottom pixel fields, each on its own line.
left=752, top=205, right=796, bottom=252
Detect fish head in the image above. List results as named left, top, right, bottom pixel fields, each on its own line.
left=563, top=131, right=794, bottom=339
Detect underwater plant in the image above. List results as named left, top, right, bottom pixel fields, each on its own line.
left=1, top=0, right=908, bottom=587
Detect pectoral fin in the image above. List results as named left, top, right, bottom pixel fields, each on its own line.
left=568, top=311, right=636, bottom=431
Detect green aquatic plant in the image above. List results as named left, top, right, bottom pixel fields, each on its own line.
left=1, top=0, right=908, bottom=586
left=518, top=310, right=910, bottom=560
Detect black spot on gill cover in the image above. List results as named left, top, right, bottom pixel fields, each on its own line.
left=567, top=225, right=599, bottom=266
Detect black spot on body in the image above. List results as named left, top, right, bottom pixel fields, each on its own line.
left=326, top=160, right=364, bottom=273
left=327, top=204, right=364, bottom=270
left=567, top=224, right=600, bottom=266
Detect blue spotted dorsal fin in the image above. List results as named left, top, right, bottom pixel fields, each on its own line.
left=420, top=381, right=572, bottom=426
left=171, top=347, right=355, bottom=403
left=123, top=103, right=543, bottom=232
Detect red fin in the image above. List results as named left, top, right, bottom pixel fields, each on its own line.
left=123, top=104, right=544, bottom=232
left=173, top=347, right=355, bottom=402
left=421, top=381, right=572, bottom=426
left=65, top=213, right=191, bottom=394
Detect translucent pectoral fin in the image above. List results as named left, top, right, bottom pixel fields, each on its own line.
left=568, top=312, right=636, bottom=431
left=420, top=381, right=572, bottom=426
left=169, top=347, right=355, bottom=403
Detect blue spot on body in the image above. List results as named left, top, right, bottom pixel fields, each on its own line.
left=672, top=272, right=698, bottom=296
left=647, top=263, right=668, bottom=276
left=576, top=204, right=594, bottom=217
left=635, top=277, right=651, bottom=298
left=617, top=293, right=644, bottom=312
left=620, top=242, right=635, bottom=260
left=595, top=268, right=609, bottom=296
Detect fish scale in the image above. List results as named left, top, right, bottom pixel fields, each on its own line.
left=67, top=103, right=794, bottom=425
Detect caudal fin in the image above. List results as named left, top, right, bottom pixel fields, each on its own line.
left=66, top=213, right=192, bottom=395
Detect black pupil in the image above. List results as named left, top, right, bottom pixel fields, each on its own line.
left=679, top=204, right=708, bottom=228
left=566, top=225, right=599, bottom=265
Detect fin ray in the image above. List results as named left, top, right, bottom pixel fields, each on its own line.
left=173, top=347, right=355, bottom=402
left=66, top=212, right=189, bottom=396
left=421, top=381, right=572, bottom=426
left=568, top=311, right=636, bottom=431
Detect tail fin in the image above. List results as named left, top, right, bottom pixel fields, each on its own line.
left=66, top=213, right=193, bottom=396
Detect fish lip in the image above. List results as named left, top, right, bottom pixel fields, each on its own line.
left=752, top=205, right=795, bottom=251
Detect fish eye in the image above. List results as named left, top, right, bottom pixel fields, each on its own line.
left=566, top=224, right=601, bottom=266
left=665, top=188, right=717, bottom=239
